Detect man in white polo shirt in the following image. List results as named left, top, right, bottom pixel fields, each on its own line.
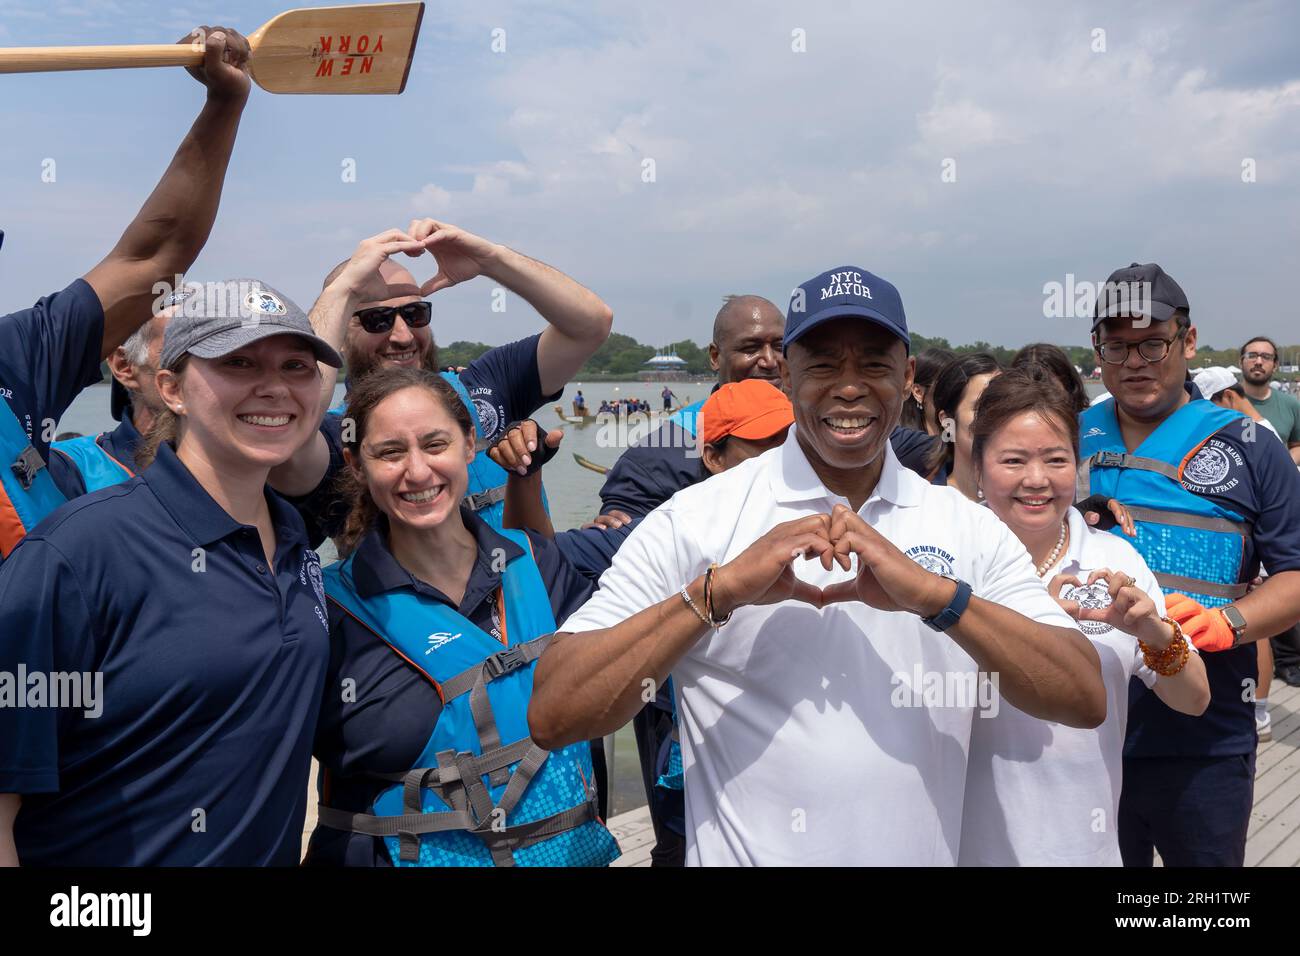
left=528, top=266, right=1105, bottom=865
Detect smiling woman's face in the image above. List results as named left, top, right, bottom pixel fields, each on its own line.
left=978, top=409, right=1077, bottom=541
left=160, top=334, right=321, bottom=470
left=354, top=385, right=475, bottom=533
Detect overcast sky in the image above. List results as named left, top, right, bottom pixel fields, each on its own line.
left=2, top=0, right=1297, bottom=352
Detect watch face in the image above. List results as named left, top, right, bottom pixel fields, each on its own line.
left=1223, top=605, right=1247, bottom=632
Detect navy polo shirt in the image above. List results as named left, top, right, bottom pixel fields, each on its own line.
left=0, top=441, right=330, bottom=865
left=49, top=411, right=143, bottom=500
left=1125, top=382, right=1300, bottom=759
left=305, top=506, right=593, bottom=867
left=0, top=279, right=106, bottom=568
left=289, top=333, right=561, bottom=541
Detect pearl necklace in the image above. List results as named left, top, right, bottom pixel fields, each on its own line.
left=1036, top=520, right=1068, bottom=578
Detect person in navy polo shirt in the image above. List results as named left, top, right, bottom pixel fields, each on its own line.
left=303, top=367, right=618, bottom=866
left=0, top=282, right=343, bottom=866
left=0, top=26, right=252, bottom=564
left=266, top=219, right=615, bottom=540
left=1081, top=262, right=1300, bottom=866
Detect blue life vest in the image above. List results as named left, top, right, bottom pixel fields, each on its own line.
left=51, top=433, right=135, bottom=494
left=0, top=400, right=66, bottom=558
left=1079, top=397, right=1252, bottom=609
left=664, top=398, right=706, bottom=438
left=318, top=528, right=620, bottom=867
left=327, top=371, right=546, bottom=530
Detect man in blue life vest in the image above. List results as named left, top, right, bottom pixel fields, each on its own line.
left=1079, top=262, right=1300, bottom=866
left=47, top=295, right=187, bottom=497
left=267, top=219, right=614, bottom=540
left=0, top=26, right=251, bottom=566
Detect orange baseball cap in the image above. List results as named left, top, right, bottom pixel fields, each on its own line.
left=700, top=379, right=795, bottom=447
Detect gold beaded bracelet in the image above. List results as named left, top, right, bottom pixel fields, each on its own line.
left=1138, top=616, right=1190, bottom=677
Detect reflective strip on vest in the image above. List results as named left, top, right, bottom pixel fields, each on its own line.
left=0, top=400, right=66, bottom=558
left=319, top=527, right=618, bottom=867
left=1079, top=397, right=1251, bottom=609
left=51, top=433, right=134, bottom=494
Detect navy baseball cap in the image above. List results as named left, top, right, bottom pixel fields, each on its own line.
left=784, top=266, right=910, bottom=353
left=1092, top=262, right=1189, bottom=329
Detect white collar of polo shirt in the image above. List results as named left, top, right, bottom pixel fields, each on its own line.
left=768, top=423, right=922, bottom=512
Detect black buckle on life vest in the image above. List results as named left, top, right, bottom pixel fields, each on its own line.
left=1094, top=451, right=1126, bottom=469
left=482, top=645, right=528, bottom=680
left=11, top=446, right=45, bottom=491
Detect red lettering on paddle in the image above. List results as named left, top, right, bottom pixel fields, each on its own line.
left=338, top=34, right=351, bottom=54
left=341, top=58, right=354, bottom=76
left=359, top=57, right=373, bottom=74
left=319, top=36, right=332, bottom=54
left=358, top=35, right=370, bottom=54
left=375, top=35, right=384, bottom=53
left=315, top=59, right=334, bottom=77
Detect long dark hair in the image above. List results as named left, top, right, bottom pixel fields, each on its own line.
left=1011, top=343, right=1088, bottom=417
left=336, top=367, right=475, bottom=556
left=900, top=346, right=955, bottom=432
left=970, top=365, right=1080, bottom=475
left=925, top=352, right=1002, bottom=474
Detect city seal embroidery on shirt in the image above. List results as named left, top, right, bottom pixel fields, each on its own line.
left=300, top=549, right=329, bottom=630
left=1182, top=438, right=1242, bottom=495
left=905, top=544, right=956, bottom=577
left=467, top=385, right=506, bottom=443
left=1060, top=581, right=1113, bottom=635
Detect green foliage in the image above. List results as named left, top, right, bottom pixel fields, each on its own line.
left=438, top=340, right=493, bottom=368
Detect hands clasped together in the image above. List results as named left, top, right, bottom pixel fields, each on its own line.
left=706, top=505, right=958, bottom=621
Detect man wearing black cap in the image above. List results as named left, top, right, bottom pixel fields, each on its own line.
left=528, top=266, right=1104, bottom=865
left=1079, top=262, right=1300, bottom=866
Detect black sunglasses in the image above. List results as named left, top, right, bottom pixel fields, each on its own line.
left=353, top=301, right=432, bottom=334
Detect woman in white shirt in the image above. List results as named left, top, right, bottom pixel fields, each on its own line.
left=958, top=366, right=1210, bottom=866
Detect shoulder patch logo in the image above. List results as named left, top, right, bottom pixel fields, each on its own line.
left=1183, top=445, right=1231, bottom=488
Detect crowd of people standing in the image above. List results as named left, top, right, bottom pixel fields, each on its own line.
left=2, top=27, right=1299, bottom=869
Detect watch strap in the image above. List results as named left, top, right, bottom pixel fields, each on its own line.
left=922, top=577, right=972, bottom=632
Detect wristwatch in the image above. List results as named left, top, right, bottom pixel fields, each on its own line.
left=1220, top=604, right=1248, bottom=647
left=921, top=575, right=973, bottom=633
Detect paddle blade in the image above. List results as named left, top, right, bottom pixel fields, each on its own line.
left=247, top=2, right=424, bottom=94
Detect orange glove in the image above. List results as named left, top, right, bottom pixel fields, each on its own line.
left=1164, top=592, right=1236, bottom=652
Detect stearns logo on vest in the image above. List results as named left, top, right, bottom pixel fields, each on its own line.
left=424, top=631, right=461, bottom=654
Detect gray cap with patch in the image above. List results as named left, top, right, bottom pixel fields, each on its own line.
left=159, top=278, right=343, bottom=370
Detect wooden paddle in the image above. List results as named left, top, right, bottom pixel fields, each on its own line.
left=0, top=2, right=424, bottom=94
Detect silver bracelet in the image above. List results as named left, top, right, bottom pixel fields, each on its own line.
left=680, top=585, right=712, bottom=627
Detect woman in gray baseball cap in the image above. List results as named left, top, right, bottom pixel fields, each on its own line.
left=0, top=279, right=345, bottom=866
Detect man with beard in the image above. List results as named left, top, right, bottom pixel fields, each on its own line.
left=1239, top=336, right=1300, bottom=466
left=1079, top=263, right=1300, bottom=865
left=269, top=218, right=613, bottom=539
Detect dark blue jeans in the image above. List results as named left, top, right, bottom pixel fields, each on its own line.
left=1119, top=752, right=1255, bottom=867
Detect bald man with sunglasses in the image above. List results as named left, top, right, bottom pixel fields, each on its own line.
left=268, top=221, right=613, bottom=538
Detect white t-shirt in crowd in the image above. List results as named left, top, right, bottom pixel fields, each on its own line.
left=958, top=504, right=1192, bottom=866
left=560, top=428, right=1079, bottom=866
